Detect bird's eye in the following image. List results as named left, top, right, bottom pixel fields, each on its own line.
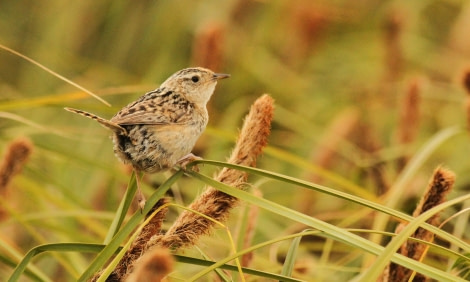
left=191, top=76, right=200, bottom=83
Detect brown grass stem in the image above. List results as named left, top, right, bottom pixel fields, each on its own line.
left=396, top=77, right=422, bottom=171
left=300, top=107, right=359, bottom=213
left=191, top=22, right=225, bottom=72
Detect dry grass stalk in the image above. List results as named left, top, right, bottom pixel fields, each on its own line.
left=466, top=98, right=470, bottom=131
left=125, top=247, right=174, bottom=282
left=191, top=22, right=225, bottom=72
left=288, top=2, right=329, bottom=62
left=396, top=77, right=422, bottom=171
left=311, top=108, right=360, bottom=178
left=462, top=69, right=470, bottom=130
left=448, top=6, right=470, bottom=56
left=93, top=198, right=169, bottom=282
left=385, top=167, right=455, bottom=282
left=0, top=138, right=33, bottom=218
left=463, top=70, right=470, bottom=93
left=229, top=0, right=257, bottom=25
left=354, top=122, right=390, bottom=195
left=300, top=107, right=360, bottom=213
left=0, top=138, right=33, bottom=192
left=383, top=9, right=404, bottom=83
left=148, top=94, right=273, bottom=250
left=241, top=188, right=262, bottom=268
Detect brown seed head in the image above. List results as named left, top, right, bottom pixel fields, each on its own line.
left=191, top=22, right=225, bottom=71
left=386, top=166, right=455, bottom=282
left=463, top=69, right=470, bottom=94
left=383, top=9, right=405, bottom=82
left=0, top=138, right=33, bottom=191
left=125, top=247, right=174, bottom=282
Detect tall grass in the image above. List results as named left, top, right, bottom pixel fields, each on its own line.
left=1, top=1, right=470, bottom=281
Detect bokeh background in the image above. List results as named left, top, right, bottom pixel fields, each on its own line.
left=1, top=0, right=470, bottom=281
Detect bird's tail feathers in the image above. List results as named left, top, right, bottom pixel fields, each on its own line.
left=64, top=107, right=127, bottom=135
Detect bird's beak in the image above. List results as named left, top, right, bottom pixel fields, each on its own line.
left=213, top=73, right=230, bottom=80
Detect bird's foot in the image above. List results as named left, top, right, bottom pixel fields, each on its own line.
left=176, top=153, right=202, bottom=172
left=137, top=196, right=146, bottom=213
left=134, top=170, right=146, bottom=213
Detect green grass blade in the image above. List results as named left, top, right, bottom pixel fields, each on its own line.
left=103, top=172, right=137, bottom=244
left=8, top=243, right=105, bottom=282
left=452, top=253, right=470, bottom=280
left=195, top=247, right=232, bottom=282
left=97, top=203, right=171, bottom=282
left=280, top=230, right=305, bottom=279
left=0, top=254, right=46, bottom=282
left=189, top=231, right=323, bottom=281
left=0, top=235, right=52, bottom=282
left=175, top=254, right=304, bottom=282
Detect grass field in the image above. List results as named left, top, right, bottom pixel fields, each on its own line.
left=1, top=1, right=470, bottom=281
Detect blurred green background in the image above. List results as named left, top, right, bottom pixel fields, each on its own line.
left=1, top=0, right=470, bottom=280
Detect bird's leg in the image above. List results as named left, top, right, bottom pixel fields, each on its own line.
left=134, top=169, right=146, bottom=211
left=176, top=153, right=202, bottom=172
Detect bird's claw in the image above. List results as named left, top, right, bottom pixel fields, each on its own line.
left=176, top=153, right=203, bottom=172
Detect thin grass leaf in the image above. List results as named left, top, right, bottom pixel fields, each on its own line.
left=0, top=85, right=151, bottom=111
left=174, top=254, right=303, bottom=282
left=0, top=254, right=46, bottom=282
left=0, top=43, right=110, bottom=106
left=97, top=203, right=171, bottom=282
left=190, top=160, right=470, bottom=254
left=190, top=230, right=323, bottom=281
left=65, top=228, right=468, bottom=282
left=0, top=194, right=83, bottom=278
left=0, top=91, right=91, bottom=111
left=348, top=229, right=470, bottom=263
left=0, top=111, right=70, bottom=138
left=0, top=238, right=51, bottom=282
left=447, top=204, right=470, bottom=271
left=77, top=170, right=184, bottom=282
left=15, top=176, right=109, bottom=238
left=453, top=253, right=470, bottom=280
left=103, top=172, right=137, bottom=244
left=6, top=209, right=114, bottom=223
left=281, top=230, right=308, bottom=279
left=8, top=243, right=105, bottom=282
left=195, top=246, right=233, bottom=282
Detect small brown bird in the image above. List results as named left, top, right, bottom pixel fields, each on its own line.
left=65, top=67, right=230, bottom=209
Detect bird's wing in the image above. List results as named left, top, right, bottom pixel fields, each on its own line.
left=110, top=89, right=195, bottom=126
